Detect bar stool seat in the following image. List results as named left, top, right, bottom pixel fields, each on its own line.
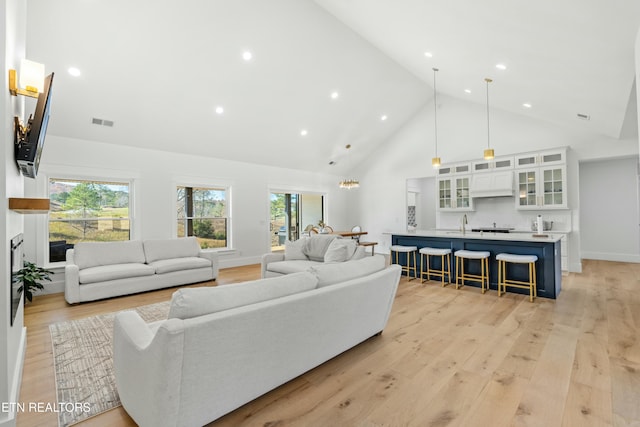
left=419, top=247, right=452, bottom=286
left=390, top=245, right=418, bottom=280
left=496, top=253, right=538, bottom=302
left=454, top=250, right=490, bottom=293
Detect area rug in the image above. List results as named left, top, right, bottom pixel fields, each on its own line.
left=49, top=301, right=170, bottom=426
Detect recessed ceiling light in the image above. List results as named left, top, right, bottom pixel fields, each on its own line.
left=330, top=91, right=339, bottom=100
left=464, top=89, right=472, bottom=94
left=242, top=51, right=253, bottom=61
left=300, top=129, right=308, bottom=136
left=424, top=52, right=433, bottom=58
left=215, top=106, right=224, bottom=115
left=522, top=103, right=532, bottom=108
left=495, top=63, right=507, bottom=70
left=68, top=67, right=81, bottom=77
left=380, top=115, right=388, bottom=121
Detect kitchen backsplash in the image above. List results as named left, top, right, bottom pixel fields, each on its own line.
left=435, top=196, right=572, bottom=232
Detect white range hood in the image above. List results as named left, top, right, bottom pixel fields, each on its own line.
left=470, top=170, right=514, bottom=198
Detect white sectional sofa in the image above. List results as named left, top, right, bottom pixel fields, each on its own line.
left=64, top=237, right=218, bottom=304
left=261, top=234, right=368, bottom=278
left=113, top=257, right=400, bottom=427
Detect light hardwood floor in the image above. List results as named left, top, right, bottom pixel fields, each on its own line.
left=17, top=260, right=640, bottom=427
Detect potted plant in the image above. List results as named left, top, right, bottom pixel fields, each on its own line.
left=16, top=261, right=53, bottom=303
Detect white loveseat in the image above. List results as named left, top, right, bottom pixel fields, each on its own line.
left=261, top=234, right=367, bottom=278
left=64, top=237, right=219, bottom=304
left=113, top=257, right=400, bottom=427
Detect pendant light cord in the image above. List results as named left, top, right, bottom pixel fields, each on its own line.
left=485, top=78, right=492, bottom=150
left=433, top=68, right=439, bottom=157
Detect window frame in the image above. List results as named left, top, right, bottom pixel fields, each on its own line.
left=42, top=173, right=136, bottom=267
left=174, top=182, right=231, bottom=250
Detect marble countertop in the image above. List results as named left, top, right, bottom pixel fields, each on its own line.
left=387, top=229, right=564, bottom=243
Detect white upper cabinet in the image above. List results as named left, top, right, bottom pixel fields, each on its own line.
left=472, top=156, right=514, bottom=173
left=437, top=175, right=474, bottom=211
left=436, top=147, right=567, bottom=210
left=515, top=148, right=566, bottom=169
left=515, top=165, right=567, bottom=209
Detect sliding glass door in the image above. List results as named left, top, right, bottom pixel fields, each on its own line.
left=270, top=192, right=324, bottom=250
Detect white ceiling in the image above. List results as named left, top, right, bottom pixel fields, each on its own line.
left=25, top=0, right=640, bottom=175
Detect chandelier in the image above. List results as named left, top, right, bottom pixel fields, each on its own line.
left=338, top=144, right=360, bottom=189
left=339, top=179, right=360, bottom=189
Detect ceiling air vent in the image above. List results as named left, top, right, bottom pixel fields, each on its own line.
left=91, top=117, right=115, bottom=127
left=576, top=113, right=590, bottom=121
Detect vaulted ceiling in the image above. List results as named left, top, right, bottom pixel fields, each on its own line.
left=25, top=0, right=640, bottom=175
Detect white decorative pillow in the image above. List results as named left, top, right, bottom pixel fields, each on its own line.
left=324, top=238, right=357, bottom=263
left=168, top=272, right=318, bottom=320
left=303, top=235, right=340, bottom=262
left=284, top=239, right=308, bottom=261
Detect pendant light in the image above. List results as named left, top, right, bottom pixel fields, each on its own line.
left=483, top=77, right=495, bottom=160
left=338, top=144, right=360, bottom=189
left=431, top=68, right=441, bottom=168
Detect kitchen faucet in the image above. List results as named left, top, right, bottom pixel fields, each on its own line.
left=461, top=214, right=468, bottom=233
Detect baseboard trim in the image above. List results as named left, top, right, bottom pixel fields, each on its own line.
left=581, top=251, right=640, bottom=263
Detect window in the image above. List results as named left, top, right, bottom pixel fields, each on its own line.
left=48, top=178, right=131, bottom=263
left=177, top=186, right=228, bottom=249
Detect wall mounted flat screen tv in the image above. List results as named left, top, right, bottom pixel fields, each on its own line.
left=16, top=72, right=54, bottom=178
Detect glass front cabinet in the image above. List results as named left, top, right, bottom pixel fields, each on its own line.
left=438, top=175, right=473, bottom=211
left=516, top=165, right=567, bottom=209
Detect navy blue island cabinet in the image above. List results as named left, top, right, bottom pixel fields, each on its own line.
left=391, top=231, right=562, bottom=299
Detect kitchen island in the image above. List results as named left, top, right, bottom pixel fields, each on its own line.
left=390, top=229, right=562, bottom=299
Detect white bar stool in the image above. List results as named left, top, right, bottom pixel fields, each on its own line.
left=496, top=253, right=538, bottom=302
left=454, top=250, right=490, bottom=293
left=390, top=245, right=418, bottom=281
left=419, top=247, right=452, bottom=286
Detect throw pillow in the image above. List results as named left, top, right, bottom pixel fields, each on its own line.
left=168, top=271, right=318, bottom=320
left=324, top=238, right=358, bottom=263
left=302, top=235, right=341, bottom=262
left=309, top=255, right=386, bottom=287
left=284, top=239, right=308, bottom=261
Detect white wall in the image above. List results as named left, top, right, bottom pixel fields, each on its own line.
left=23, top=135, right=351, bottom=292
left=348, top=93, right=639, bottom=272
left=580, top=157, right=640, bottom=262
left=1, top=0, right=27, bottom=425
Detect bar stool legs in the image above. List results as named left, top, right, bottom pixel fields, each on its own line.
left=390, top=245, right=418, bottom=281
left=419, top=247, right=452, bottom=286
left=454, top=250, right=490, bottom=293
left=496, top=253, right=538, bottom=302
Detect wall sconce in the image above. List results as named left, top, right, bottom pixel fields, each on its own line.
left=9, top=59, right=45, bottom=99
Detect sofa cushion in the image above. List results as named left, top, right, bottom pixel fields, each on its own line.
left=168, top=272, right=318, bottom=320
left=266, top=260, right=321, bottom=275
left=74, top=240, right=146, bottom=270
left=324, top=239, right=358, bottom=263
left=149, top=257, right=212, bottom=275
left=309, top=255, right=386, bottom=287
left=302, top=235, right=341, bottom=262
left=79, top=263, right=156, bottom=285
left=144, top=237, right=200, bottom=263
left=284, top=239, right=308, bottom=261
